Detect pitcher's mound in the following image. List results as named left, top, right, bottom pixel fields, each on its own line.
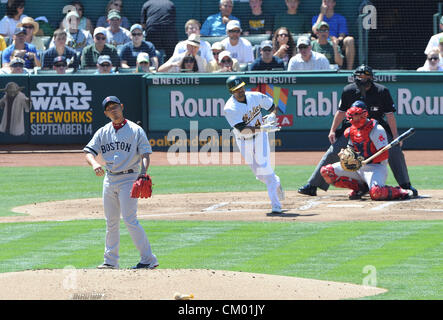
left=0, top=268, right=386, bottom=300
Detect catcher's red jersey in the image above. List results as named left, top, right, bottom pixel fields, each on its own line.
left=344, top=119, right=389, bottom=163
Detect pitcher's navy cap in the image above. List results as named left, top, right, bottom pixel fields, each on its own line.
left=102, top=96, right=121, bottom=109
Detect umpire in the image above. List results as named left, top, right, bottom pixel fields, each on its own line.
left=298, top=65, right=418, bottom=197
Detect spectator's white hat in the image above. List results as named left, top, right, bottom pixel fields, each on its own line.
left=94, top=27, right=107, bottom=38
left=297, top=36, right=311, bottom=47
left=211, top=41, right=224, bottom=51
left=137, top=52, right=150, bottom=64
left=66, top=10, right=80, bottom=20
left=186, top=33, right=201, bottom=47
left=130, top=24, right=143, bottom=33
left=97, top=55, right=112, bottom=65
left=17, top=17, right=40, bottom=35
left=10, top=57, right=25, bottom=67
left=226, top=20, right=241, bottom=32
left=218, top=50, right=232, bottom=63
left=260, top=40, right=273, bottom=50
left=107, top=9, right=121, bottom=20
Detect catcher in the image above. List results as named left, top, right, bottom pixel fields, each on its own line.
left=83, top=96, right=158, bottom=269
left=320, top=100, right=411, bottom=200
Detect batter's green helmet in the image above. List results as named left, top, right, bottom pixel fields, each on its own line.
left=226, top=75, right=246, bottom=93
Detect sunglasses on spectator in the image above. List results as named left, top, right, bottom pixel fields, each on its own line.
left=183, top=59, right=195, bottom=63
left=278, top=33, right=288, bottom=37
left=221, top=59, right=232, bottom=63
left=132, top=32, right=143, bottom=36
left=318, top=29, right=329, bottom=33
left=54, top=63, right=67, bottom=68
left=428, top=56, right=439, bottom=61
left=228, top=29, right=240, bottom=33
left=23, top=25, right=34, bottom=29
left=95, top=36, right=106, bottom=40
left=262, top=48, right=272, bottom=52
left=100, top=63, right=111, bottom=67
left=11, top=64, right=23, bottom=68
left=298, top=45, right=309, bottom=49
left=139, top=61, right=149, bottom=65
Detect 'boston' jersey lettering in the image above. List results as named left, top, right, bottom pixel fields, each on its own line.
left=101, top=141, right=132, bottom=154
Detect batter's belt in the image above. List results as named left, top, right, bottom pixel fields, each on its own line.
left=106, top=169, right=135, bottom=175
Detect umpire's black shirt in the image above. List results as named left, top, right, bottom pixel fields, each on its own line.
left=337, top=82, right=396, bottom=136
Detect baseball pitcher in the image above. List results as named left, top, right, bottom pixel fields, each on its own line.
left=83, top=96, right=158, bottom=269
left=223, top=76, right=284, bottom=213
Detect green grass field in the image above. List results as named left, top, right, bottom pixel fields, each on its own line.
left=1, top=165, right=442, bottom=300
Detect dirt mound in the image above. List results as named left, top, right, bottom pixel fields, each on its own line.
left=0, top=268, right=387, bottom=300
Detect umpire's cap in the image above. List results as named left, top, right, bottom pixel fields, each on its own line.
left=226, top=75, right=245, bottom=93
left=353, top=64, right=374, bottom=77
left=102, top=96, right=121, bottom=109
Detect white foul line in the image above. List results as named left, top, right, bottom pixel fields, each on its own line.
left=202, top=202, right=229, bottom=212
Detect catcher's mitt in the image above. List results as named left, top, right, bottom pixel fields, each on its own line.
left=130, top=174, right=153, bottom=198
left=338, top=147, right=364, bottom=171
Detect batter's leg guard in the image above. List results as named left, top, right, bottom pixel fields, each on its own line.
left=369, top=185, right=410, bottom=201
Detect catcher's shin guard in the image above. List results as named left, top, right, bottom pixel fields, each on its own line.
left=320, top=165, right=359, bottom=191
left=369, top=185, right=410, bottom=201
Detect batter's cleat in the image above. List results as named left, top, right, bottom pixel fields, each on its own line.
left=97, top=263, right=117, bottom=269
left=271, top=205, right=283, bottom=214
left=132, top=262, right=159, bottom=269
left=277, top=184, right=285, bottom=201
left=298, top=184, right=317, bottom=196
left=348, top=184, right=369, bottom=200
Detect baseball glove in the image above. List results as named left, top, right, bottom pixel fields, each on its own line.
left=130, top=174, right=153, bottom=198
left=338, top=147, right=364, bottom=172
left=261, top=114, right=280, bottom=132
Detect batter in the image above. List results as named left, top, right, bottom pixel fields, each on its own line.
left=320, top=100, right=411, bottom=200
left=83, top=96, right=158, bottom=269
left=223, top=76, right=284, bottom=213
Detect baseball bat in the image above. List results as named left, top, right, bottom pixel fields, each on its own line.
left=361, top=128, right=415, bottom=165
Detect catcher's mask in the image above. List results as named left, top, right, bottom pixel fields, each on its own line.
left=353, top=64, right=374, bottom=90
left=347, top=100, right=368, bottom=128
left=226, top=75, right=246, bottom=93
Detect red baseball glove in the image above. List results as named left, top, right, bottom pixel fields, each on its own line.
left=130, top=174, right=153, bottom=198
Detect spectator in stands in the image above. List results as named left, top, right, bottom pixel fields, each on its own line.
left=42, top=29, right=78, bottom=70
left=312, top=0, right=355, bottom=70
left=52, top=10, right=93, bottom=54
left=173, top=19, right=214, bottom=64
left=214, top=50, right=236, bottom=72
left=95, top=55, right=115, bottom=74
left=140, top=0, right=177, bottom=60
left=417, top=48, right=443, bottom=71
left=105, top=10, right=131, bottom=48
left=206, top=41, right=239, bottom=72
left=0, top=0, right=27, bottom=38
left=120, top=24, right=158, bottom=69
left=0, top=56, right=29, bottom=74
left=179, top=55, right=199, bottom=73
left=424, top=16, right=443, bottom=55
left=34, top=16, right=54, bottom=37
left=158, top=33, right=207, bottom=73
left=52, top=55, right=68, bottom=74
left=251, top=40, right=285, bottom=70
left=311, top=21, right=343, bottom=68
left=81, top=27, right=120, bottom=68
left=241, top=0, right=273, bottom=35
left=97, top=0, right=130, bottom=30
left=2, top=27, right=40, bottom=68
left=135, top=52, right=152, bottom=73
left=201, top=0, right=240, bottom=37
left=68, top=1, right=94, bottom=34
left=274, top=0, right=310, bottom=35
left=221, top=20, right=254, bottom=64
left=272, top=26, right=296, bottom=68
left=17, top=17, right=45, bottom=52
left=287, top=36, right=330, bottom=70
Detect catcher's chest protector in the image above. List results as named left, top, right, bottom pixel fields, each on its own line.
left=345, top=120, right=388, bottom=163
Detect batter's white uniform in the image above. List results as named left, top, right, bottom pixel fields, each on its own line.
left=332, top=121, right=389, bottom=188
left=84, top=120, right=158, bottom=268
left=224, top=91, right=283, bottom=212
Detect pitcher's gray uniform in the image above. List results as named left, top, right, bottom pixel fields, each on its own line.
left=224, top=90, right=283, bottom=213
left=84, top=117, right=158, bottom=269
